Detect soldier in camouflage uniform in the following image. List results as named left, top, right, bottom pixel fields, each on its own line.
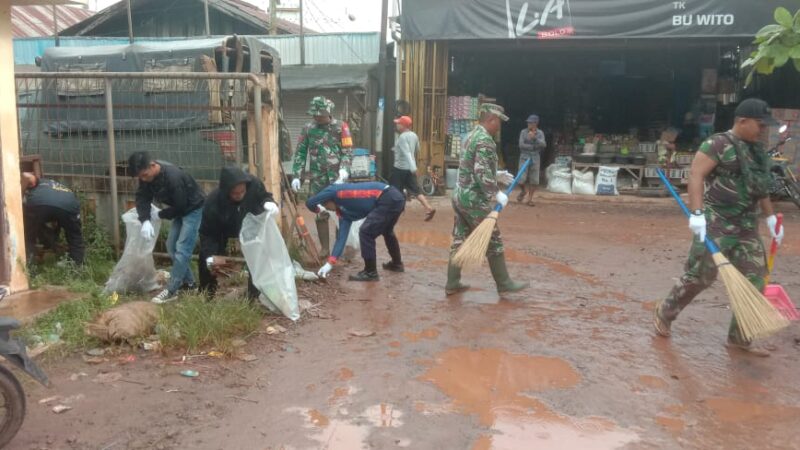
left=446, top=103, right=529, bottom=296
left=654, top=98, right=784, bottom=356
left=291, top=96, right=354, bottom=258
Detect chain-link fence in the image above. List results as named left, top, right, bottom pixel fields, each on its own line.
left=16, top=72, right=269, bottom=251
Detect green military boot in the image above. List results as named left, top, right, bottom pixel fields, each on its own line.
left=488, top=253, right=529, bottom=293
left=316, top=216, right=330, bottom=260
left=445, top=258, right=470, bottom=296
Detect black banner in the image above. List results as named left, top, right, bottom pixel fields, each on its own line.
left=401, top=0, right=792, bottom=41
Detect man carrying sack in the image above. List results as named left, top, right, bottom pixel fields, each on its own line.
left=446, top=103, right=529, bottom=296
left=306, top=182, right=405, bottom=282
left=653, top=98, right=785, bottom=356
left=290, top=96, right=353, bottom=259
left=199, top=167, right=279, bottom=300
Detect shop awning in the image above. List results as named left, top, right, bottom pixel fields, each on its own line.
left=280, top=64, right=375, bottom=91
left=400, top=0, right=789, bottom=41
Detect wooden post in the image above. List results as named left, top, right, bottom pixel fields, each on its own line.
left=0, top=2, right=29, bottom=291
left=246, top=75, right=282, bottom=231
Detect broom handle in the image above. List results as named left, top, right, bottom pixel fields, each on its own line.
left=494, top=157, right=533, bottom=213
left=656, top=168, right=722, bottom=255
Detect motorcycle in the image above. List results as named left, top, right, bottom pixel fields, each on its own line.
left=768, top=124, right=800, bottom=208
left=0, top=317, right=49, bottom=448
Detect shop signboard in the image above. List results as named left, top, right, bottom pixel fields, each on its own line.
left=401, top=0, right=789, bottom=41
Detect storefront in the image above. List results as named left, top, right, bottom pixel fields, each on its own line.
left=399, top=0, right=799, bottom=193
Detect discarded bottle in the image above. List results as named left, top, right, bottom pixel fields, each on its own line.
left=180, top=370, right=199, bottom=378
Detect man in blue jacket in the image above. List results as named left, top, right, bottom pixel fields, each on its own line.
left=306, top=182, right=405, bottom=281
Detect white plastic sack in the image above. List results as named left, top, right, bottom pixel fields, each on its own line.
left=572, top=170, right=596, bottom=196
left=103, top=207, right=162, bottom=295
left=595, top=166, right=620, bottom=196
left=293, top=260, right=319, bottom=281
left=240, top=212, right=300, bottom=321
left=546, top=165, right=573, bottom=194
left=346, top=219, right=365, bottom=251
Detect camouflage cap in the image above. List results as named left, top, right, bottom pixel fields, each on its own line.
left=479, top=103, right=509, bottom=122
left=308, top=96, right=334, bottom=116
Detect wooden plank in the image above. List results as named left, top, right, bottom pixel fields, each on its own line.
left=200, top=55, right=223, bottom=124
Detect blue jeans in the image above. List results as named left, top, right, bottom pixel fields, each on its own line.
left=166, top=208, right=202, bottom=293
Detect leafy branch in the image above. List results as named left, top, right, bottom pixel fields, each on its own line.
left=742, top=7, right=800, bottom=87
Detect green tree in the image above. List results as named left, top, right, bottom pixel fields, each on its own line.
left=742, top=6, right=800, bottom=86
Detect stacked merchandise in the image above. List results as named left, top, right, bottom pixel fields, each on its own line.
left=446, top=96, right=480, bottom=159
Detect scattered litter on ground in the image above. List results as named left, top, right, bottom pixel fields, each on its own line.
left=266, top=324, right=287, bottom=335
left=347, top=329, right=376, bottom=338
left=52, top=405, right=72, bottom=414
left=83, top=356, right=107, bottom=365
left=208, top=351, right=225, bottom=358
left=231, top=339, right=247, bottom=348
left=69, top=372, right=89, bottom=381
left=236, top=353, right=259, bottom=362
left=93, top=372, right=123, bottom=384
left=39, top=396, right=60, bottom=405
left=85, top=301, right=159, bottom=343
left=226, top=395, right=259, bottom=404
left=119, top=355, right=137, bottom=364
left=180, top=370, right=199, bottom=378
left=142, top=341, right=161, bottom=352
left=86, top=348, right=106, bottom=357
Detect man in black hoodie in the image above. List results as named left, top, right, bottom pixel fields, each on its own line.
left=128, top=152, right=206, bottom=304
left=199, top=166, right=278, bottom=299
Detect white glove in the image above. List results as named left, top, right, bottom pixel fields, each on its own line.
left=205, top=256, right=214, bottom=270
left=318, top=262, right=333, bottom=278
left=264, top=202, right=279, bottom=219
left=495, top=191, right=509, bottom=208
left=316, top=204, right=327, bottom=215
left=291, top=178, right=301, bottom=192
left=140, top=220, right=155, bottom=240
left=496, top=171, right=515, bottom=186
left=334, top=168, right=348, bottom=184
left=689, top=214, right=706, bottom=243
left=766, top=215, right=784, bottom=246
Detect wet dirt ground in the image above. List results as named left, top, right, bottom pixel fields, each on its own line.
left=9, top=194, right=800, bottom=450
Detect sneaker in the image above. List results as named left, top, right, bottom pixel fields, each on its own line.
left=349, top=270, right=380, bottom=282
left=151, top=289, right=178, bottom=304
left=653, top=302, right=671, bottom=337
left=382, top=262, right=405, bottom=273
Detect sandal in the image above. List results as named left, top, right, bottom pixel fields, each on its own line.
left=424, top=209, right=436, bottom=222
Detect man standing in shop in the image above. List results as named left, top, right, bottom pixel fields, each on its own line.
left=389, top=115, right=436, bottom=221
left=653, top=98, right=784, bottom=356
left=290, top=96, right=353, bottom=259
left=517, top=114, right=546, bottom=206
left=446, top=103, right=529, bottom=296
left=129, top=152, right=205, bottom=304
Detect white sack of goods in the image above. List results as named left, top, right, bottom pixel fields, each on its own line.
left=546, top=165, right=573, bottom=195
left=572, top=170, right=595, bottom=196
left=595, top=166, right=620, bottom=196
left=103, top=207, right=162, bottom=295
left=240, top=211, right=300, bottom=321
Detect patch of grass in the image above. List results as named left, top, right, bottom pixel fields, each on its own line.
left=157, top=294, right=263, bottom=354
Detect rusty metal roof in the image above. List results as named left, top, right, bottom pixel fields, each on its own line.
left=11, top=5, right=94, bottom=38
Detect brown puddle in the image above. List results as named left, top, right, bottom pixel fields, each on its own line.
left=329, top=387, right=351, bottom=405
left=387, top=351, right=401, bottom=358
left=389, top=341, right=403, bottom=348
left=402, top=328, right=440, bottom=342
left=336, top=368, right=354, bottom=381
left=638, top=375, right=668, bottom=390
left=0, top=288, right=78, bottom=323
left=705, top=397, right=800, bottom=423
left=307, top=409, right=330, bottom=427
left=420, top=347, right=638, bottom=449
left=655, top=415, right=685, bottom=433
left=309, top=419, right=368, bottom=450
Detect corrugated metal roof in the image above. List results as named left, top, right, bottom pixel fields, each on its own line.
left=11, top=5, right=94, bottom=38
left=13, top=32, right=380, bottom=66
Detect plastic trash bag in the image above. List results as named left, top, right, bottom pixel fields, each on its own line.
left=346, top=219, right=364, bottom=251
left=293, top=260, right=319, bottom=281
left=103, top=207, right=162, bottom=295
left=240, top=211, right=300, bottom=321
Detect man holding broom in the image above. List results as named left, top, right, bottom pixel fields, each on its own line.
left=446, top=103, right=529, bottom=295
left=654, top=98, right=784, bottom=356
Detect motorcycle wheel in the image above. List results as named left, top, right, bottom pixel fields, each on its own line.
left=420, top=175, right=436, bottom=196
left=784, top=180, right=800, bottom=209
left=0, top=365, right=25, bottom=448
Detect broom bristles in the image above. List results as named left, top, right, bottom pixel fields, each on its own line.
left=452, top=211, right=500, bottom=269
left=712, top=253, right=790, bottom=341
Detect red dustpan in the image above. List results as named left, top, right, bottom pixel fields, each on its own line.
left=764, top=213, right=800, bottom=321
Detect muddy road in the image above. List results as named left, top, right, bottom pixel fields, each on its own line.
left=11, top=195, right=800, bottom=450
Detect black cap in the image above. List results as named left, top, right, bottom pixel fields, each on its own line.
left=734, top=98, right=779, bottom=126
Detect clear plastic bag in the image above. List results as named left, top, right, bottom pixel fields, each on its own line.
left=240, top=211, right=300, bottom=321
left=103, top=207, right=162, bottom=295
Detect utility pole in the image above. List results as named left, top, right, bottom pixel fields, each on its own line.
left=269, top=0, right=278, bottom=35
left=126, top=0, right=134, bottom=43
left=299, top=0, right=305, bottom=65
left=376, top=0, right=389, bottom=176
left=204, top=0, right=211, bottom=36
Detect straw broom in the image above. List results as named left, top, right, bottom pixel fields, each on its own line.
left=657, top=169, right=789, bottom=341
left=452, top=158, right=532, bottom=269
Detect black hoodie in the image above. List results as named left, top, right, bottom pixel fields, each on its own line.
left=135, top=161, right=205, bottom=222
left=199, top=167, right=274, bottom=249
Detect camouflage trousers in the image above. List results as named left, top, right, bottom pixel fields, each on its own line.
left=309, top=170, right=338, bottom=196
left=450, top=198, right=504, bottom=257
left=659, top=219, right=766, bottom=345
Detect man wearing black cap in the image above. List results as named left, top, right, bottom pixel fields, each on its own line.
left=517, top=114, right=546, bottom=206
left=654, top=98, right=784, bottom=356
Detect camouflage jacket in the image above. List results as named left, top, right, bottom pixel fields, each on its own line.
left=292, top=119, right=353, bottom=190
left=453, top=124, right=499, bottom=211
left=700, top=131, right=769, bottom=224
